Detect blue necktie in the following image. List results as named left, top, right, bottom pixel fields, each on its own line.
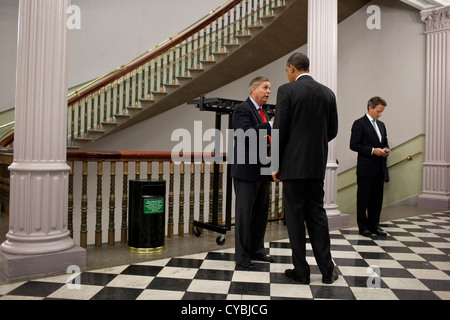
left=372, top=120, right=381, bottom=142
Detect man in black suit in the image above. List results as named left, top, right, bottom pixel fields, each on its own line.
left=231, top=76, right=274, bottom=270
left=272, top=53, right=339, bottom=285
left=350, top=97, right=391, bottom=238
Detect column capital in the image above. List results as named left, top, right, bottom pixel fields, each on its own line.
left=421, top=6, right=450, bottom=32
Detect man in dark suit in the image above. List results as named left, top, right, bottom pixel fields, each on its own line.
left=272, top=53, right=339, bottom=285
left=350, top=97, right=391, bottom=238
left=231, top=76, right=274, bottom=270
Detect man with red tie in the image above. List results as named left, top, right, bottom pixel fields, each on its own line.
left=231, top=76, right=274, bottom=270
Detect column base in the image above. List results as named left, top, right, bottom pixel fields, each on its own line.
left=327, top=212, right=350, bottom=230
left=418, top=193, right=450, bottom=210
left=0, top=245, right=86, bottom=281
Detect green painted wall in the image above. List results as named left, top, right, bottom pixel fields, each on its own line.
left=337, top=135, right=425, bottom=214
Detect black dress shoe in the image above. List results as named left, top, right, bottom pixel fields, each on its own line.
left=236, top=261, right=256, bottom=270
left=284, top=269, right=310, bottom=284
left=252, top=256, right=274, bottom=263
left=322, top=270, right=338, bottom=284
left=371, top=228, right=387, bottom=236
left=359, top=230, right=372, bottom=238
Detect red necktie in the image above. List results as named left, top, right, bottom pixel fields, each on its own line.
left=259, top=107, right=268, bottom=123
left=259, top=107, right=272, bottom=149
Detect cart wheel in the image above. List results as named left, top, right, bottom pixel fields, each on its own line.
left=193, top=226, right=202, bottom=237
left=216, top=234, right=226, bottom=245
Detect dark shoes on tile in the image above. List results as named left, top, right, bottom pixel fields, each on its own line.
left=285, top=269, right=339, bottom=285
left=322, top=270, right=339, bottom=284
left=284, top=269, right=310, bottom=284
left=370, top=227, right=388, bottom=237
left=236, top=255, right=274, bottom=271
left=236, top=261, right=256, bottom=270
left=252, top=255, right=274, bottom=263
left=360, top=229, right=372, bottom=237
left=360, top=227, right=388, bottom=237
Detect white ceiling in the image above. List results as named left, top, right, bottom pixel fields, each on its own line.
left=400, top=0, right=450, bottom=10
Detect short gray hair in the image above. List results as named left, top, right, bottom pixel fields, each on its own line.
left=249, top=76, right=270, bottom=95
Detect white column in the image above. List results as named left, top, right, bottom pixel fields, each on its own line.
left=308, top=0, right=348, bottom=227
left=0, top=0, right=85, bottom=279
left=418, top=7, right=450, bottom=210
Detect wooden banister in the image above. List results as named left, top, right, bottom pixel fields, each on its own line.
left=66, top=150, right=226, bottom=162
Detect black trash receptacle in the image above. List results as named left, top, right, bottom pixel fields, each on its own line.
left=128, top=180, right=166, bottom=253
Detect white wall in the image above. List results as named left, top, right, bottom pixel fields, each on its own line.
left=90, top=0, right=426, bottom=174
left=0, top=0, right=19, bottom=111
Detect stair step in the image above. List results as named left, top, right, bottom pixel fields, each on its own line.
left=271, top=5, right=287, bottom=16
left=74, top=137, right=93, bottom=147
left=164, top=83, right=180, bottom=93
left=248, top=24, right=264, bottom=33
left=126, top=106, right=143, bottom=115
left=212, top=51, right=228, bottom=62
left=176, top=76, right=192, bottom=86
left=88, top=129, right=106, bottom=139
left=151, top=91, right=168, bottom=100
left=140, top=99, right=155, bottom=108
left=114, top=114, right=130, bottom=123
left=101, top=122, right=119, bottom=129
left=188, top=69, right=204, bottom=77
left=236, top=33, right=252, bottom=43
left=225, top=43, right=240, bottom=53
left=260, top=15, right=275, bottom=26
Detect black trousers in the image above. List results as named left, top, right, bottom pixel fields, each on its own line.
left=233, top=178, right=270, bottom=263
left=283, top=179, right=334, bottom=277
left=356, top=174, right=385, bottom=232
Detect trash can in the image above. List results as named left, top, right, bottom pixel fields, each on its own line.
left=128, top=180, right=166, bottom=253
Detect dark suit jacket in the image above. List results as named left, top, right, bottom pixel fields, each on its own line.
left=274, top=75, right=338, bottom=180
left=231, top=98, right=272, bottom=182
left=350, top=115, right=390, bottom=182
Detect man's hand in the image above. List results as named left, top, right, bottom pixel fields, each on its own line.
left=373, top=148, right=391, bottom=157
left=272, top=171, right=281, bottom=183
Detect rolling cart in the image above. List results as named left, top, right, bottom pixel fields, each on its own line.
left=187, top=96, right=276, bottom=245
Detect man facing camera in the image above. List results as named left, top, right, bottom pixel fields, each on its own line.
left=231, top=76, right=274, bottom=270
left=350, top=97, right=391, bottom=238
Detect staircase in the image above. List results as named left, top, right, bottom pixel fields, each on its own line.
left=68, top=0, right=370, bottom=149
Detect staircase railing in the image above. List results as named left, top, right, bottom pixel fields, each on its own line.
left=0, top=149, right=284, bottom=248
left=67, top=0, right=285, bottom=147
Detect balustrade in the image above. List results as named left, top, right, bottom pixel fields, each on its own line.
left=0, top=149, right=284, bottom=248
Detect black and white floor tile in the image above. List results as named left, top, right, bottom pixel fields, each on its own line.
left=0, top=212, right=449, bottom=301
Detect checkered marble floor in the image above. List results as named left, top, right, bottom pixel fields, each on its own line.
left=0, top=212, right=449, bottom=301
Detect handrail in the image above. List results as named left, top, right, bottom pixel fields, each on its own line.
left=0, top=149, right=226, bottom=162
left=0, top=131, right=14, bottom=148
left=337, top=151, right=423, bottom=192
left=67, top=0, right=241, bottom=106
left=67, top=149, right=226, bottom=162
left=0, top=121, right=14, bottom=130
